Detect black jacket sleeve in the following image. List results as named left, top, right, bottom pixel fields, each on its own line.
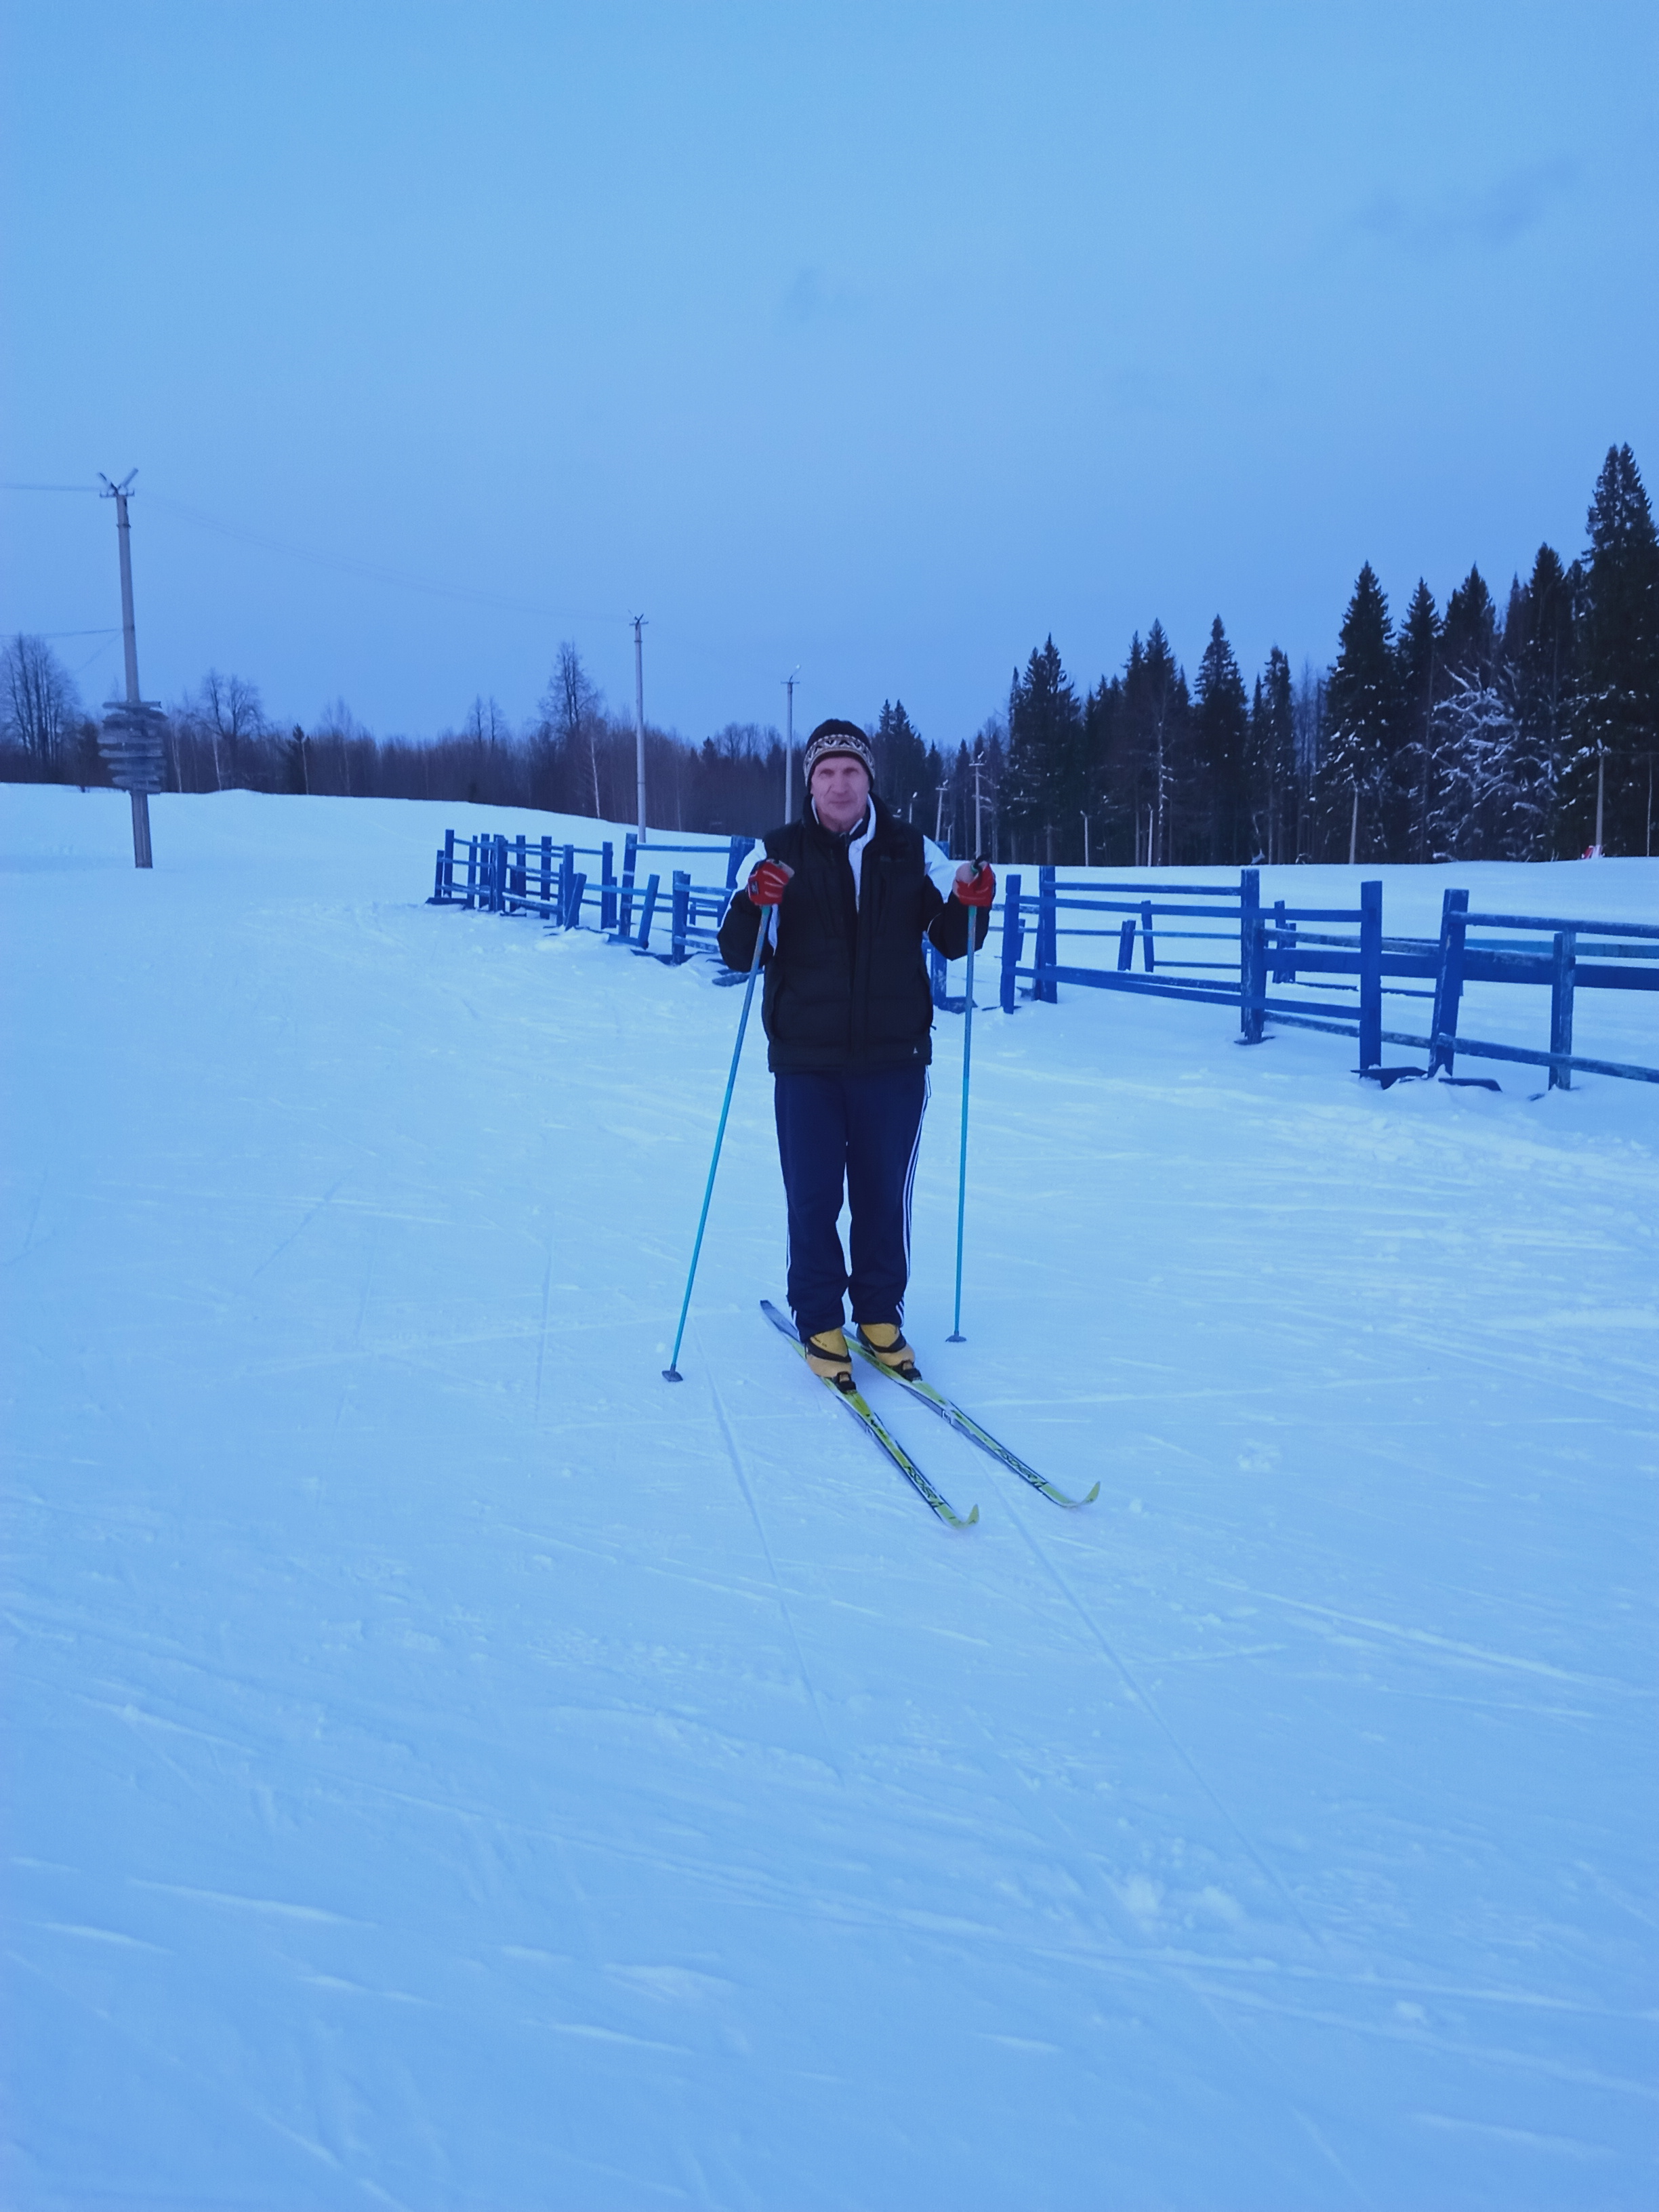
left=925, top=886, right=990, bottom=961
left=717, top=886, right=764, bottom=971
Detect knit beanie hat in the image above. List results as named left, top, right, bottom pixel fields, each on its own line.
left=802, top=720, right=876, bottom=786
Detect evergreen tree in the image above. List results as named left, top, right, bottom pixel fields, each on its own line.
left=1322, top=564, right=1396, bottom=861
left=1441, top=565, right=1499, bottom=685
left=1426, top=672, right=1552, bottom=861
left=1567, top=443, right=1659, bottom=853
left=1393, top=579, right=1441, bottom=859
left=1504, top=544, right=1576, bottom=854
left=1115, top=623, right=1188, bottom=865
left=1003, top=637, right=1086, bottom=861
left=874, top=699, right=930, bottom=821
left=1191, top=617, right=1249, bottom=861
left=1245, top=647, right=1295, bottom=862
left=1084, top=674, right=1124, bottom=859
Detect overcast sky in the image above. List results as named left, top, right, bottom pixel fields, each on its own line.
left=3, top=1, right=1655, bottom=749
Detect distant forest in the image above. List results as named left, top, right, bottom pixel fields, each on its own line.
left=5, top=443, right=1655, bottom=865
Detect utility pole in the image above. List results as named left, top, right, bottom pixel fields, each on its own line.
left=783, top=670, right=798, bottom=821
left=1080, top=808, right=1090, bottom=868
left=632, top=615, right=647, bottom=843
left=97, top=470, right=162, bottom=868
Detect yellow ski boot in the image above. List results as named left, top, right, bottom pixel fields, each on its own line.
left=855, top=1322, right=920, bottom=1381
left=804, top=1326, right=855, bottom=1392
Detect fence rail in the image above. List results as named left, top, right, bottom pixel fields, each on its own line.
left=427, top=834, right=1656, bottom=1087
left=994, top=865, right=1658, bottom=1088
left=428, top=827, right=756, bottom=970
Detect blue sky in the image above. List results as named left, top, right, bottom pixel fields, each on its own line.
left=3, top=1, right=1655, bottom=750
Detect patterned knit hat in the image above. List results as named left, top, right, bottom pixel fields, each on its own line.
left=802, top=720, right=876, bottom=785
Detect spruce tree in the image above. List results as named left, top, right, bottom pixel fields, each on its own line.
left=1113, top=626, right=1190, bottom=867
left=1322, top=564, right=1397, bottom=861
left=1569, top=443, right=1659, bottom=853
left=1192, top=617, right=1249, bottom=861
left=1441, top=566, right=1499, bottom=685
left=1004, top=638, right=1085, bottom=861
left=1393, top=579, right=1441, bottom=860
left=874, top=699, right=929, bottom=823
left=1244, top=647, right=1295, bottom=862
left=1505, top=544, right=1576, bottom=853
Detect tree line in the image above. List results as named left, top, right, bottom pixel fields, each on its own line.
left=5, top=443, right=1654, bottom=864
left=996, top=443, right=1658, bottom=865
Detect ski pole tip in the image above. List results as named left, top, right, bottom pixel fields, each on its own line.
left=946, top=1331, right=966, bottom=1344
left=661, top=1367, right=684, bottom=1383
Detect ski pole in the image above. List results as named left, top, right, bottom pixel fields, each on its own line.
left=663, top=912, right=767, bottom=1382
left=947, top=872, right=983, bottom=1343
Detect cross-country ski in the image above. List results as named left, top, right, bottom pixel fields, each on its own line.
left=760, top=1299, right=978, bottom=1527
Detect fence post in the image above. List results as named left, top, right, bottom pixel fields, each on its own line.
left=430, top=829, right=455, bottom=904
left=600, top=842, right=616, bottom=931
left=493, top=835, right=510, bottom=914
left=636, top=872, right=661, bottom=952
left=1550, top=929, right=1576, bottom=1090
left=1272, top=899, right=1294, bottom=983
left=512, top=834, right=527, bottom=899
left=1430, top=888, right=1469, bottom=1075
left=670, top=870, right=691, bottom=963
left=1117, top=917, right=1134, bottom=971
left=557, top=844, right=573, bottom=928
left=725, top=835, right=747, bottom=892
left=565, top=872, right=587, bottom=930
left=1238, top=867, right=1261, bottom=1042
left=1036, top=865, right=1058, bottom=1002
left=1359, top=880, right=1382, bottom=1071
left=1000, top=874, right=1023, bottom=1012
left=619, top=833, right=638, bottom=937
left=1140, top=899, right=1155, bottom=972
left=539, top=836, right=552, bottom=910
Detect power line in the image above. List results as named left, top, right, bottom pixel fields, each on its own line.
left=4, top=477, right=629, bottom=630
left=141, top=489, right=626, bottom=628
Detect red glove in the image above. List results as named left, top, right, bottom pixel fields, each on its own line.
left=747, top=857, right=794, bottom=907
left=951, top=860, right=996, bottom=908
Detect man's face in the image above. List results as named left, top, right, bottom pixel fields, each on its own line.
left=811, top=754, right=871, bottom=833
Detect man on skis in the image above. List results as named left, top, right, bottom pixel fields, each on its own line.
left=717, top=718, right=995, bottom=1392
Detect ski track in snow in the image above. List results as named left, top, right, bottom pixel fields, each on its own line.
left=3, top=786, right=1657, bottom=2209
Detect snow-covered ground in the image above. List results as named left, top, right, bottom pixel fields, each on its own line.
left=4, top=785, right=1656, bottom=2211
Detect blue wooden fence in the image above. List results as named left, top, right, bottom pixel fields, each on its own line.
left=995, top=865, right=1659, bottom=1088
left=427, top=838, right=1657, bottom=1086
left=428, top=828, right=755, bottom=970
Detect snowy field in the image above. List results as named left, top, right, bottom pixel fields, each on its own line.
left=4, top=784, right=1656, bottom=2211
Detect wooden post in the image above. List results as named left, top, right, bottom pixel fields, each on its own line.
left=619, top=833, right=638, bottom=937
left=1238, top=867, right=1261, bottom=1042
left=1430, top=888, right=1469, bottom=1075
left=1140, top=899, right=1155, bottom=972
left=1000, top=874, right=1023, bottom=1012
left=1036, top=865, right=1058, bottom=1002
left=1359, top=880, right=1382, bottom=1071
left=1117, top=917, right=1134, bottom=971
left=600, top=842, right=616, bottom=931
left=636, top=873, right=661, bottom=952
left=1549, top=929, right=1576, bottom=1090
left=670, top=870, right=691, bottom=963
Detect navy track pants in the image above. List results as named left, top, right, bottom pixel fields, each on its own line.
left=774, top=1066, right=928, bottom=1340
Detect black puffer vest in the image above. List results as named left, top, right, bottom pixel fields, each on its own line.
left=718, top=796, right=972, bottom=1075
